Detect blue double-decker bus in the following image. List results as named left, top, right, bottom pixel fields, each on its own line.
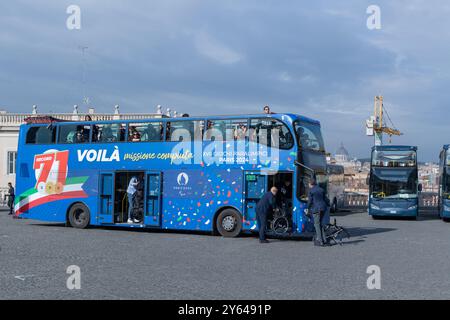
left=368, top=145, right=421, bottom=219
left=14, top=113, right=328, bottom=238
left=438, top=145, right=450, bottom=221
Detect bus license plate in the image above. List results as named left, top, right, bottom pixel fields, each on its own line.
left=390, top=210, right=397, bottom=214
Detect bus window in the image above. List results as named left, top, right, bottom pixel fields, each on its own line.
left=249, top=118, right=294, bottom=149
left=126, top=122, right=163, bottom=142
left=26, top=126, right=56, bottom=144
left=92, top=123, right=126, bottom=143
left=235, top=121, right=248, bottom=140
left=204, top=119, right=247, bottom=141
left=294, top=121, right=325, bottom=152
left=59, top=124, right=90, bottom=143
left=142, top=123, right=163, bottom=142
left=128, top=125, right=142, bottom=142
left=166, top=121, right=203, bottom=142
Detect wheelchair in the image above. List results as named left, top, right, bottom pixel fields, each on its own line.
left=269, top=202, right=292, bottom=235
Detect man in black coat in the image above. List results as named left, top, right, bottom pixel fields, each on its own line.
left=6, top=182, right=15, bottom=215
left=256, top=187, right=278, bottom=243
left=307, top=179, right=330, bottom=246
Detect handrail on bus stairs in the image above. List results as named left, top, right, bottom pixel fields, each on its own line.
left=121, top=193, right=128, bottom=222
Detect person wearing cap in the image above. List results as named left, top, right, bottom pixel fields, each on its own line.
left=307, top=178, right=330, bottom=246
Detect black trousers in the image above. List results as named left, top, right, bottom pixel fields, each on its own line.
left=7, top=196, right=14, bottom=215
left=256, top=211, right=268, bottom=241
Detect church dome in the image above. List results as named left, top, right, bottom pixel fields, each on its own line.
left=336, top=143, right=349, bottom=157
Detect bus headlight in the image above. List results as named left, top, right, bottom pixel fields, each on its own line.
left=444, top=205, right=450, bottom=212
left=370, top=203, right=380, bottom=210
left=408, top=205, right=418, bottom=210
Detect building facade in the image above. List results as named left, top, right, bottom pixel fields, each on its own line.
left=0, top=104, right=172, bottom=205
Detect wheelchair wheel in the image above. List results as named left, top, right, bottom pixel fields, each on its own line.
left=271, top=216, right=289, bottom=234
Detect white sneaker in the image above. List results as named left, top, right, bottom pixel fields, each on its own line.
left=133, top=219, right=140, bottom=223
left=127, top=219, right=134, bottom=224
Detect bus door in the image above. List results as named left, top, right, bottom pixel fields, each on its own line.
left=244, top=173, right=267, bottom=223
left=144, top=172, right=162, bottom=227
left=99, top=172, right=114, bottom=224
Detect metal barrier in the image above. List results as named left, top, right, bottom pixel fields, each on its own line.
left=419, top=192, right=439, bottom=209
left=0, top=187, right=11, bottom=208
left=341, top=192, right=440, bottom=210
left=343, top=193, right=368, bottom=209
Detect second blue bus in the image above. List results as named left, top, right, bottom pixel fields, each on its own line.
left=368, top=145, right=421, bottom=219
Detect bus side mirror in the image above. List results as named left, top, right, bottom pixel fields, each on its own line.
left=418, top=184, right=423, bottom=192
left=366, top=176, right=370, bottom=185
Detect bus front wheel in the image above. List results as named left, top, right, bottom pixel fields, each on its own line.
left=68, top=203, right=90, bottom=229
left=216, top=209, right=242, bottom=238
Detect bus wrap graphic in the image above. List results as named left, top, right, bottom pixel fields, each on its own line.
left=15, top=149, right=89, bottom=215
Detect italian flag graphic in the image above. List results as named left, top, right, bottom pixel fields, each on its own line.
left=14, top=176, right=89, bottom=215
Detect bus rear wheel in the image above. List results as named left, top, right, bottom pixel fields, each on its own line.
left=68, top=203, right=90, bottom=229
left=216, top=209, right=242, bottom=238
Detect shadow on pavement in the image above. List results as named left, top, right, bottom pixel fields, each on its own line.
left=331, top=209, right=366, bottom=217
left=346, top=226, right=396, bottom=237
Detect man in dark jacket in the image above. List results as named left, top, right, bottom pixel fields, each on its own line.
left=6, top=182, right=15, bottom=215
left=307, top=179, right=330, bottom=246
left=256, top=187, right=278, bottom=243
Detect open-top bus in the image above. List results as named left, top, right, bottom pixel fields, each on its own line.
left=438, top=145, right=450, bottom=221
left=15, top=113, right=327, bottom=238
left=368, top=145, right=421, bottom=219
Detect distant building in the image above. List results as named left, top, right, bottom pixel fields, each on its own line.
left=335, top=142, right=349, bottom=163
left=0, top=104, right=173, bottom=203
left=419, top=162, right=439, bottom=193
left=328, top=142, right=369, bottom=194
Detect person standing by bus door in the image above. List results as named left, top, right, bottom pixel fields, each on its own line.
left=6, top=182, right=15, bottom=215
left=127, top=176, right=139, bottom=224
left=307, top=179, right=330, bottom=247
left=255, top=187, right=278, bottom=244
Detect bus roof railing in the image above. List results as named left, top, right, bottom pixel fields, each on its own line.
left=20, top=113, right=321, bottom=126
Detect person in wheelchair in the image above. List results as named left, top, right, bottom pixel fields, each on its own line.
left=276, top=180, right=293, bottom=213
left=267, top=180, right=293, bottom=235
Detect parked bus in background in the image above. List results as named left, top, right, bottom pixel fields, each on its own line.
left=326, top=164, right=345, bottom=213
left=14, top=113, right=328, bottom=238
left=368, top=145, right=421, bottom=219
left=438, top=145, right=450, bottom=222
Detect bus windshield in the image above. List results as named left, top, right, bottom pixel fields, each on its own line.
left=371, top=167, right=418, bottom=199
left=294, top=121, right=325, bottom=152
left=446, top=152, right=450, bottom=167
left=372, top=150, right=416, bottom=167
left=443, top=170, right=450, bottom=196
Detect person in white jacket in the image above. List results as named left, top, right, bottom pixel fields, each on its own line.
left=127, top=176, right=139, bottom=223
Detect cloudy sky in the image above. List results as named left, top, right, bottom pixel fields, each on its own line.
left=0, top=0, right=449, bottom=161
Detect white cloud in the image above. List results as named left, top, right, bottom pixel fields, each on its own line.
left=193, top=31, right=243, bottom=65
left=278, top=71, right=292, bottom=82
